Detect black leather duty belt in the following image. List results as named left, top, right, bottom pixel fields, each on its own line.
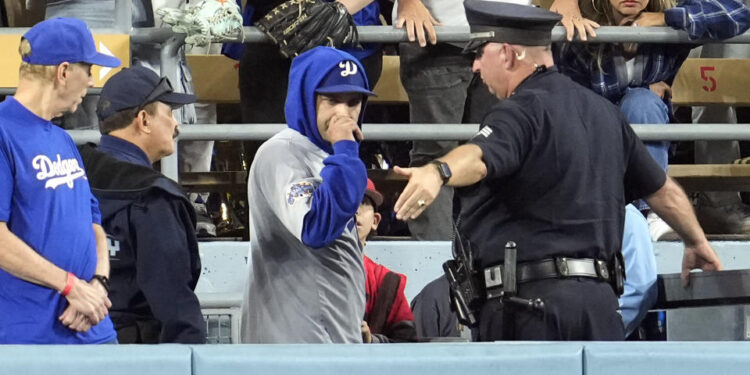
left=483, top=257, right=613, bottom=289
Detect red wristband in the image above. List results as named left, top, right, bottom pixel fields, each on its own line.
left=60, top=272, right=75, bottom=297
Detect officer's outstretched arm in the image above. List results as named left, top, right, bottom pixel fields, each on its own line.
left=644, top=176, right=722, bottom=285
left=394, top=144, right=486, bottom=220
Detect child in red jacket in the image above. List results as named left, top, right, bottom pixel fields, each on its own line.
left=357, top=179, right=417, bottom=343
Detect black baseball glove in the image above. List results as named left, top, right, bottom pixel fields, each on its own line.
left=257, top=0, right=360, bottom=58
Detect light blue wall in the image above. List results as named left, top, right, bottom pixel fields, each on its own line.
left=0, top=345, right=192, bottom=375
left=192, top=343, right=583, bottom=375
left=5, top=342, right=750, bottom=375
left=196, top=241, right=750, bottom=302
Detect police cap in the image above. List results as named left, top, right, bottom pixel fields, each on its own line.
left=463, top=0, right=562, bottom=52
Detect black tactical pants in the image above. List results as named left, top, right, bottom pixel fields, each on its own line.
left=477, top=277, right=625, bottom=341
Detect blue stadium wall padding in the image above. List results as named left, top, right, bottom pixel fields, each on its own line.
left=192, top=342, right=584, bottom=375
left=0, top=344, right=192, bottom=375
left=584, top=342, right=750, bottom=375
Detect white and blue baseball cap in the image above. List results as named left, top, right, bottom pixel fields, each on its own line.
left=315, top=60, right=376, bottom=97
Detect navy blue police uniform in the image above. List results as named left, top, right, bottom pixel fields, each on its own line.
left=79, top=66, right=206, bottom=344
left=458, top=0, right=666, bottom=341
left=80, top=143, right=206, bottom=344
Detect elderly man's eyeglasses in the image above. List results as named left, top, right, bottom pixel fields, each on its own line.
left=136, top=77, right=173, bottom=114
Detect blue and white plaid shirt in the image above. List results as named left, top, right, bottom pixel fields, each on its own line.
left=553, top=0, right=750, bottom=104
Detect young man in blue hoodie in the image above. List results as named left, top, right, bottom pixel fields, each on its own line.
left=241, top=46, right=374, bottom=343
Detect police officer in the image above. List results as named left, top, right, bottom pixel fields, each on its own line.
left=394, top=0, right=722, bottom=341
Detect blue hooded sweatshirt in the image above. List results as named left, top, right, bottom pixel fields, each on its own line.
left=286, top=47, right=370, bottom=248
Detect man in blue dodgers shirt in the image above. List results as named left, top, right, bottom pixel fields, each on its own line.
left=0, top=18, right=121, bottom=344
left=241, top=46, right=374, bottom=343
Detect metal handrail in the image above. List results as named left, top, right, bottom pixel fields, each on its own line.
left=3, top=25, right=750, bottom=44
left=67, top=124, right=750, bottom=144
left=128, top=25, right=750, bottom=45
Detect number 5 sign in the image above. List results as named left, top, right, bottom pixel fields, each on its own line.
left=700, top=66, right=717, bottom=92
left=672, top=59, right=750, bottom=105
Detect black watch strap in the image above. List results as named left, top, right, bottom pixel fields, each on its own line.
left=92, top=274, right=110, bottom=293
left=430, top=160, right=451, bottom=185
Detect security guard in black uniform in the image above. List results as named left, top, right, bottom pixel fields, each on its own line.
left=394, top=0, right=722, bottom=341
left=80, top=67, right=206, bottom=344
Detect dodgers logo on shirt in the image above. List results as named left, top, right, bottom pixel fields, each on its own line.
left=32, top=154, right=87, bottom=189
left=287, top=181, right=314, bottom=205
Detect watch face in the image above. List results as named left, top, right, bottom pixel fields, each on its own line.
left=441, top=163, right=452, bottom=178
left=435, top=161, right=451, bottom=179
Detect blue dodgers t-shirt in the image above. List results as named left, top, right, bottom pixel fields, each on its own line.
left=0, top=97, right=115, bottom=344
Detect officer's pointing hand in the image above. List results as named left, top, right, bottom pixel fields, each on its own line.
left=393, top=165, right=442, bottom=221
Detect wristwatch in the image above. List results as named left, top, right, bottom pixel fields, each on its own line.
left=91, top=274, right=111, bottom=293
left=430, top=160, right=452, bottom=185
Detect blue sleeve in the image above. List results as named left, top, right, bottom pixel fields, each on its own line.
left=90, top=194, right=102, bottom=225
left=302, top=140, right=367, bottom=248
left=665, top=0, right=750, bottom=40
left=352, top=1, right=380, bottom=26
left=619, top=205, right=658, bottom=337
left=0, top=137, right=12, bottom=222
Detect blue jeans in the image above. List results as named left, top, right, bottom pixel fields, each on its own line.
left=619, top=87, right=670, bottom=211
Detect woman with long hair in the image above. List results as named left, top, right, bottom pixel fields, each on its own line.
left=553, top=0, right=750, bottom=239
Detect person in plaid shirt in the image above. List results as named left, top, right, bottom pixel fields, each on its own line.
left=553, top=0, right=750, bottom=240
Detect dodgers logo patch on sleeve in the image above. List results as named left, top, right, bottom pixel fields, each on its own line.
left=287, top=181, right=314, bottom=205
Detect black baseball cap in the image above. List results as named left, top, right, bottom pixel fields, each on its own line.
left=463, top=0, right=562, bottom=53
left=97, top=66, right=196, bottom=122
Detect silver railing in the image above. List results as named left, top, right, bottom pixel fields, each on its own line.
left=68, top=124, right=750, bottom=144
left=126, top=25, right=750, bottom=44
left=3, top=4, right=750, bottom=179
left=3, top=24, right=750, bottom=43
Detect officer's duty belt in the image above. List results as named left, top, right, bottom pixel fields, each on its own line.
left=483, top=257, right=612, bottom=288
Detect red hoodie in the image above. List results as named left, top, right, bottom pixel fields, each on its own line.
left=364, top=256, right=416, bottom=342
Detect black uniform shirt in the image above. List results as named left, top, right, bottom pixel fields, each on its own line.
left=460, top=66, right=666, bottom=267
